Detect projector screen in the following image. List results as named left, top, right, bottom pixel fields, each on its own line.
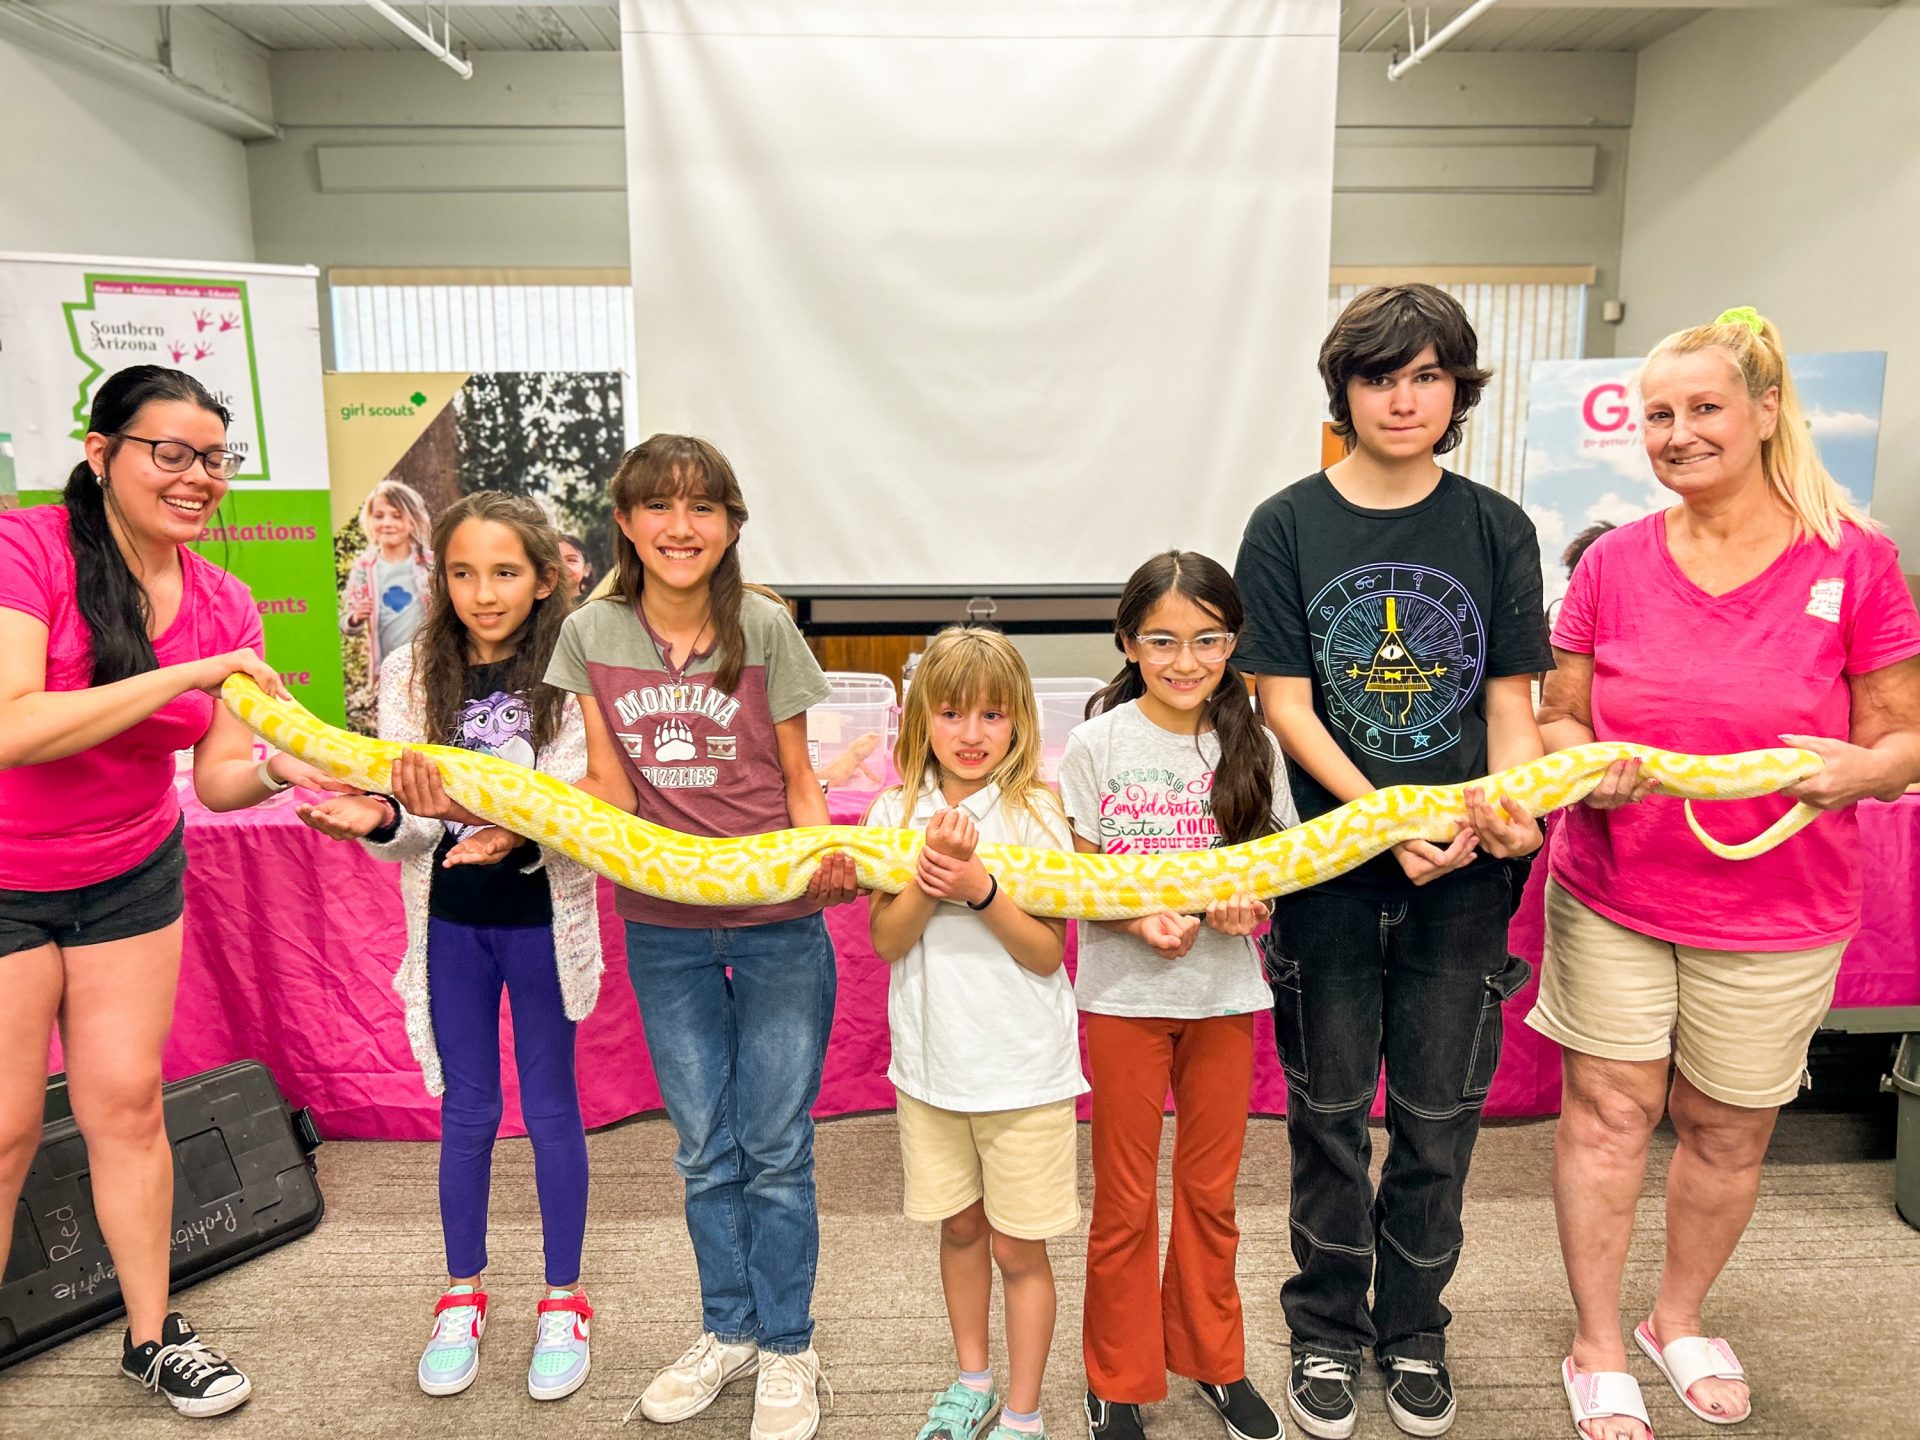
left=621, top=0, right=1338, bottom=590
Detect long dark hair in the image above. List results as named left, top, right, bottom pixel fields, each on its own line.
left=63, top=365, right=231, bottom=685
left=1088, top=551, right=1275, bottom=846
left=411, top=491, right=572, bottom=751
left=604, top=434, right=767, bottom=695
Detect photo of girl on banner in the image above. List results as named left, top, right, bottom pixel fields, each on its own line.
left=327, top=371, right=625, bottom=734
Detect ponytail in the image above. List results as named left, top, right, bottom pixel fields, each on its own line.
left=63, top=365, right=230, bottom=685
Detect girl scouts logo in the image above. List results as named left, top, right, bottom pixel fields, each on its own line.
left=1308, top=563, right=1484, bottom=761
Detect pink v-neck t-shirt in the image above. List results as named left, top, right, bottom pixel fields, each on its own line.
left=1550, top=511, right=1920, bottom=951
left=0, top=505, right=264, bottom=890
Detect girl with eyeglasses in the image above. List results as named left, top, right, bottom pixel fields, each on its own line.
left=0, top=365, right=350, bottom=1417
left=1059, top=550, right=1297, bottom=1440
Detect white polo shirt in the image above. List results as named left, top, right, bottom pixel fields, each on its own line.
left=870, top=780, right=1090, bottom=1113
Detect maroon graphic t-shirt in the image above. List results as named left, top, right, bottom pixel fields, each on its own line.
left=546, top=590, right=831, bottom=927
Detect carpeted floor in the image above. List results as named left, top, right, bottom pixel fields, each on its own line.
left=2, top=1110, right=1915, bottom=1439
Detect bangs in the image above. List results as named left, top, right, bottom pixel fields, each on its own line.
left=637, top=460, right=724, bottom=504
left=915, top=633, right=1026, bottom=716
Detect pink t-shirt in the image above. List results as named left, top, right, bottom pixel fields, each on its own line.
left=0, top=505, right=264, bottom=891
left=1551, top=511, right=1920, bottom=950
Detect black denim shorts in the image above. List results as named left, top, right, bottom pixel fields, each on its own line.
left=0, top=817, right=188, bottom=959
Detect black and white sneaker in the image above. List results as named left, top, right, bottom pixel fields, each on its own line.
left=1085, top=1389, right=1148, bottom=1440
left=1195, top=1377, right=1284, bottom=1439
left=1381, top=1355, right=1456, bottom=1437
left=121, top=1312, right=253, bottom=1417
left=1286, top=1353, right=1356, bottom=1440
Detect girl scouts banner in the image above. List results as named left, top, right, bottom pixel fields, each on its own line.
left=1522, top=352, right=1887, bottom=611
left=324, top=370, right=624, bottom=733
left=0, top=252, right=344, bottom=721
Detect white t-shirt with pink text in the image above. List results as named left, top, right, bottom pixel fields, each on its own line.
left=1057, top=699, right=1295, bottom=1019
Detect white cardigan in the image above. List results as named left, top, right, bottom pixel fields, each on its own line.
left=360, top=647, right=603, bottom=1096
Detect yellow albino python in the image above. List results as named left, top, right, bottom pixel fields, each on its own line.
left=224, top=677, right=1826, bottom=922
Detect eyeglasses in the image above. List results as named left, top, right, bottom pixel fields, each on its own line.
left=1132, top=632, right=1236, bottom=665
left=114, top=434, right=240, bottom=481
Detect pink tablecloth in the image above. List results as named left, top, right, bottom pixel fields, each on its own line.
left=47, top=792, right=1920, bottom=1139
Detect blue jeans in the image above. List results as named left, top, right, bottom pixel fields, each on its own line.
left=625, top=913, right=837, bottom=1354
left=1264, top=865, right=1531, bottom=1363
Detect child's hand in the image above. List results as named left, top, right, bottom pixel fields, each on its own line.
left=1463, top=786, right=1541, bottom=859
left=444, top=826, right=523, bottom=867
left=915, top=843, right=993, bottom=907
left=1392, top=831, right=1479, bottom=886
left=391, top=749, right=487, bottom=827
left=1204, top=894, right=1271, bottom=936
left=295, top=794, right=391, bottom=841
left=1130, top=910, right=1201, bottom=959
left=805, top=851, right=864, bottom=906
left=346, top=591, right=373, bottom=624
left=924, top=808, right=979, bottom=862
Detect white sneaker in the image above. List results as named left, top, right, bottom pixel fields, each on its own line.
left=629, top=1331, right=760, bottom=1423
left=751, top=1347, right=830, bottom=1440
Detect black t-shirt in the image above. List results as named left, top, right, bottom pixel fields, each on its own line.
left=1233, top=470, right=1553, bottom=896
left=427, top=660, right=553, bottom=928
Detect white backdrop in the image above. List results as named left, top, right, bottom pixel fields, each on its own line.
left=621, top=0, right=1339, bottom=589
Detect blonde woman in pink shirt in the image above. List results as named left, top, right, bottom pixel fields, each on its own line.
left=0, top=367, right=346, bottom=1417
left=1535, top=312, right=1920, bottom=1440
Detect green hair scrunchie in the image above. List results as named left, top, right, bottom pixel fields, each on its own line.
left=1714, top=306, right=1766, bottom=336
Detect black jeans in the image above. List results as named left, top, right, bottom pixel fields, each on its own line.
left=1264, top=863, right=1530, bottom=1364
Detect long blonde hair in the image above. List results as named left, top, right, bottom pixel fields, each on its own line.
left=889, top=627, right=1060, bottom=828
left=359, top=478, right=434, bottom=563
left=1641, top=311, right=1869, bottom=547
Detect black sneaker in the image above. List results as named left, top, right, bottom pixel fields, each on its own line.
left=1381, top=1355, right=1456, bottom=1437
left=1286, top=1352, right=1356, bottom=1440
left=1195, top=1376, right=1283, bottom=1440
left=121, top=1312, right=253, bottom=1417
left=1085, top=1389, right=1148, bottom=1440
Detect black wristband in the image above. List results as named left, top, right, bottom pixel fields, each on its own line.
left=965, top=873, right=999, bottom=911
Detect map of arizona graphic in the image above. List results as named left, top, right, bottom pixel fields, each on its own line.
left=1309, top=563, right=1483, bottom=761
left=225, top=678, right=1833, bottom=922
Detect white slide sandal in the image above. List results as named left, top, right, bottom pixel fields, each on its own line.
left=1633, top=1321, right=1751, bottom=1425
left=1562, top=1357, right=1655, bottom=1440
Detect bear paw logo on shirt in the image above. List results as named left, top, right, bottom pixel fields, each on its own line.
left=654, top=717, right=697, bottom=762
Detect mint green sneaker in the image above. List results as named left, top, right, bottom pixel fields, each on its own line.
left=916, top=1380, right=999, bottom=1440
left=986, top=1427, right=1048, bottom=1440
left=418, top=1287, right=486, bottom=1397
left=527, top=1289, right=592, bottom=1401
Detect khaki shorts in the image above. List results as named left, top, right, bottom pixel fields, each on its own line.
left=1527, top=878, right=1847, bottom=1109
left=896, top=1091, right=1080, bottom=1240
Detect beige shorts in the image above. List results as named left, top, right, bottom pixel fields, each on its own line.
left=1526, top=878, right=1847, bottom=1109
left=896, top=1091, right=1080, bottom=1240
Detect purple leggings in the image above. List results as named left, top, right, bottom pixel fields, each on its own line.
left=427, top=917, right=588, bottom=1286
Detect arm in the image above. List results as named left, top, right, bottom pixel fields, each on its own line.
left=1535, top=646, right=1654, bottom=811
left=573, top=695, right=639, bottom=813
left=1785, top=656, right=1920, bottom=808
left=777, top=711, right=859, bottom=903
left=906, top=808, right=1068, bottom=977
left=190, top=703, right=355, bottom=812
left=1464, top=673, right=1545, bottom=859
left=0, top=608, right=286, bottom=771
left=867, top=795, right=941, bottom=962
left=1253, top=672, right=1476, bottom=884
left=1253, top=675, right=1376, bottom=804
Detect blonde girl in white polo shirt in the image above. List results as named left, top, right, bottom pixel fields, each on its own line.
left=868, top=626, right=1087, bottom=1440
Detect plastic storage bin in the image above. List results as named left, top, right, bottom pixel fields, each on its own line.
left=808, top=672, right=899, bottom=794
left=1032, top=676, right=1105, bottom=785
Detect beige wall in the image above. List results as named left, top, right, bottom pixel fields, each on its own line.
left=249, top=49, right=1636, bottom=366
left=1619, top=5, right=1920, bottom=559
left=0, top=37, right=255, bottom=260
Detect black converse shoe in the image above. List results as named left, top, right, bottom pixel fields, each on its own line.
left=1195, top=1377, right=1283, bottom=1439
left=1381, top=1355, right=1456, bottom=1437
left=1085, top=1389, right=1148, bottom=1440
left=121, top=1312, right=253, bottom=1417
left=1287, top=1352, right=1357, bottom=1440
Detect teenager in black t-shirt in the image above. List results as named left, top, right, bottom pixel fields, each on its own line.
left=1233, top=285, right=1552, bottom=1439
